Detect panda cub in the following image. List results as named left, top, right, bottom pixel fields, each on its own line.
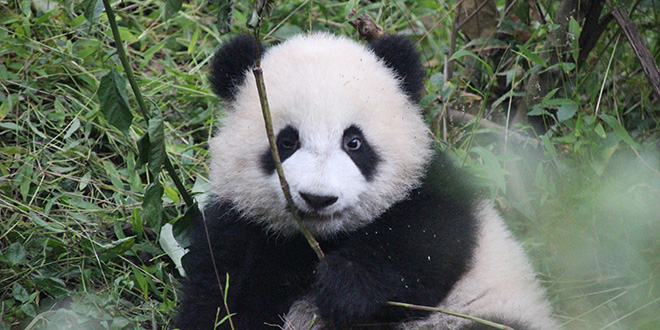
left=177, top=33, right=558, bottom=330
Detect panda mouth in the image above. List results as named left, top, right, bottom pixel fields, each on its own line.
left=298, top=210, right=342, bottom=222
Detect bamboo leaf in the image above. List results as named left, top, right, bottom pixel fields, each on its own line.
left=165, top=0, right=182, bottom=20
left=556, top=103, right=578, bottom=122
left=147, top=110, right=165, bottom=176
left=83, top=0, right=103, bottom=23
left=599, top=114, right=639, bottom=148
left=136, top=133, right=150, bottom=168
left=5, top=242, right=26, bottom=266
left=98, top=69, right=133, bottom=133
left=143, top=182, right=164, bottom=230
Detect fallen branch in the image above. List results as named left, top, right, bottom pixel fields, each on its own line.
left=611, top=9, right=660, bottom=100
left=346, top=9, right=384, bottom=42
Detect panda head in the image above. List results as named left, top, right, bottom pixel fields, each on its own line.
left=208, top=33, right=433, bottom=237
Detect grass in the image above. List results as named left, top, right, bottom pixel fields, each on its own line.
left=1, top=0, right=659, bottom=329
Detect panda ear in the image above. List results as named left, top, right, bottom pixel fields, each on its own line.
left=369, top=35, right=425, bottom=103
left=209, top=34, right=261, bottom=100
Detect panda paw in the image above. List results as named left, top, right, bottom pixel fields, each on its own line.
left=283, top=296, right=328, bottom=330
left=313, top=254, right=391, bottom=327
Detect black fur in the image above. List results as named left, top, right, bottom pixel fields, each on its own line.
left=260, top=125, right=301, bottom=174
left=341, top=125, right=380, bottom=181
left=209, top=34, right=260, bottom=100
left=369, top=35, right=425, bottom=102
left=176, top=152, right=479, bottom=329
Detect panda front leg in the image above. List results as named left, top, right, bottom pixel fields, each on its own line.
left=312, top=251, right=404, bottom=328
left=283, top=295, right=327, bottom=330
left=284, top=247, right=430, bottom=329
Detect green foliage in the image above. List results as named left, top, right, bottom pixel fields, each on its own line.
left=98, top=69, right=133, bottom=133
left=1, top=0, right=659, bottom=329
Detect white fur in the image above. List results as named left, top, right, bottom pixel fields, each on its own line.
left=208, top=33, right=433, bottom=237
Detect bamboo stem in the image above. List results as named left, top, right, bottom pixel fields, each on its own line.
left=386, top=301, right=514, bottom=329
left=248, top=7, right=325, bottom=260
left=102, top=0, right=194, bottom=208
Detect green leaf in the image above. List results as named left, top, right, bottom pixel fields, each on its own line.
left=569, top=17, right=582, bottom=62
left=132, top=206, right=144, bottom=236
left=131, top=265, right=150, bottom=298
left=541, top=88, right=559, bottom=103
left=98, top=69, right=133, bottom=133
left=147, top=110, right=165, bottom=176
left=528, top=104, right=551, bottom=116
left=556, top=103, right=578, bottom=122
left=217, top=0, right=235, bottom=34
left=143, top=182, right=164, bottom=230
left=449, top=49, right=493, bottom=76
left=110, top=317, right=131, bottom=330
left=20, top=303, right=36, bottom=318
left=63, top=117, right=81, bottom=140
left=82, top=0, right=103, bottom=23
left=33, top=276, right=68, bottom=297
left=136, top=132, right=150, bottom=168
left=12, top=283, right=29, bottom=303
left=103, top=160, right=124, bottom=190
left=163, top=183, right=180, bottom=204
left=100, top=237, right=135, bottom=256
left=470, top=146, right=507, bottom=193
left=599, top=114, right=639, bottom=148
left=78, top=171, right=92, bottom=191
left=164, top=0, right=182, bottom=20
left=515, top=45, right=547, bottom=67
left=543, top=97, right=575, bottom=107
left=594, top=123, right=606, bottom=138
left=172, top=203, right=199, bottom=249
left=540, top=135, right=557, bottom=158
left=0, top=94, right=17, bottom=121
left=5, top=242, right=26, bottom=266
left=32, top=0, right=58, bottom=12
left=19, top=163, right=33, bottom=202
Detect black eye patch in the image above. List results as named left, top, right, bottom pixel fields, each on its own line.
left=260, top=125, right=300, bottom=174
left=342, top=125, right=380, bottom=181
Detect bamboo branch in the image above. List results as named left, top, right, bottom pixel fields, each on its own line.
left=247, top=3, right=325, bottom=260
left=102, top=0, right=194, bottom=208
left=611, top=9, right=660, bottom=100
left=386, top=301, right=514, bottom=330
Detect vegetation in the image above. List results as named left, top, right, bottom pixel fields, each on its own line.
left=1, top=0, right=658, bottom=329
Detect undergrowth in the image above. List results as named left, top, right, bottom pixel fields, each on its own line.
left=1, top=0, right=659, bottom=329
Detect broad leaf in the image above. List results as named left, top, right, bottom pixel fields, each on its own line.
left=143, top=182, right=164, bottom=230
left=599, top=114, right=639, bottom=148
left=147, top=110, right=165, bottom=176
left=165, top=0, right=182, bottom=20
left=98, top=69, right=133, bottom=133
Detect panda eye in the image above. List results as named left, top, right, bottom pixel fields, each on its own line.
left=279, top=137, right=298, bottom=150
left=344, top=136, right=362, bottom=151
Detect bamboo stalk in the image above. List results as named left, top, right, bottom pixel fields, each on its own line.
left=248, top=4, right=325, bottom=260
left=101, top=0, right=194, bottom=208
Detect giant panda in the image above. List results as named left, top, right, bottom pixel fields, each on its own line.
left=176, top=33, right=559, bottom=330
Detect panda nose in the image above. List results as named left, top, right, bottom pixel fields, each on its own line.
left=299, top=192, right=338, bottom=210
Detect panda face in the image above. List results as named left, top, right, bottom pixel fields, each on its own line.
left=259, top=123, right=378, bottom=234
left=208, top=33, right=433, bottom=237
